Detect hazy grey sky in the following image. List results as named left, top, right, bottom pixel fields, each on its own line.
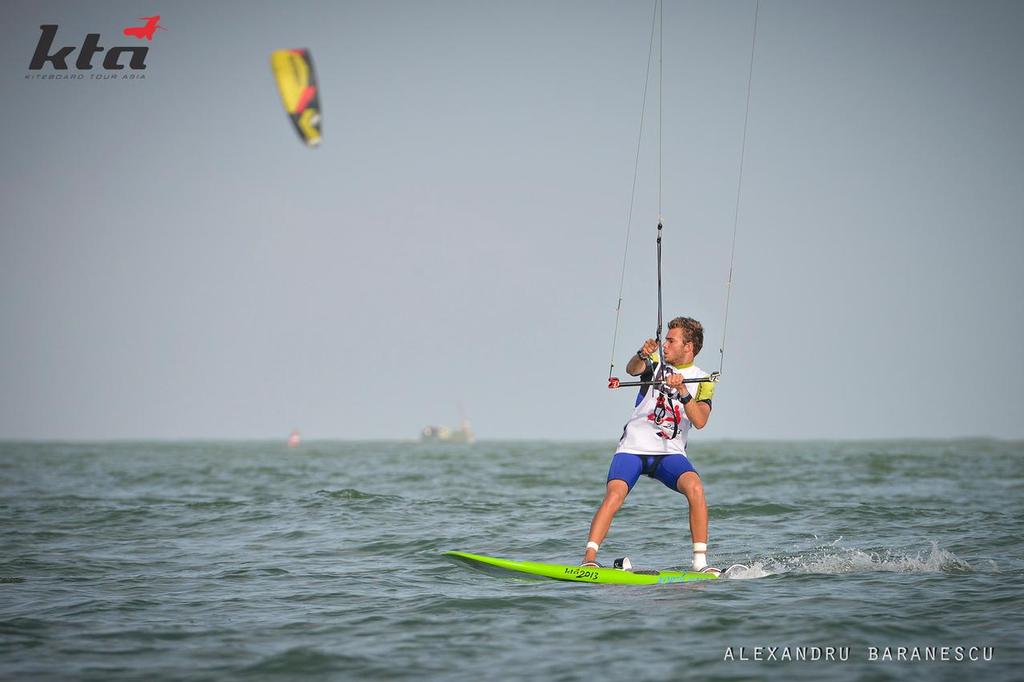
left=2, top=0, right=1022, bottom=440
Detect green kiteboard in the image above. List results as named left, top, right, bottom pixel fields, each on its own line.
left=444, top=551, right=720, bottom=585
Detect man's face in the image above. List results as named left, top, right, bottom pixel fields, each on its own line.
left=662, top=327, right=692, bottom=365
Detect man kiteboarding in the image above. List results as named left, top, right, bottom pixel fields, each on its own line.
left=582, top=316, right=719, bottom=573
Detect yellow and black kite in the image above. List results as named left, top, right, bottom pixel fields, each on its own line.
left=270, top=49, right=322, bottom=147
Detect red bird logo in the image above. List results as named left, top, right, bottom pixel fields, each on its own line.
left=123, top=16, right=165, bottom=41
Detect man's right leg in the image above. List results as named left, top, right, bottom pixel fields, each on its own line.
left=581, top=479, right=630, bottom=565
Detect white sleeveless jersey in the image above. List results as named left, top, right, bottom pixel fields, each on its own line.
left=616, top=361, right=714, bottom=456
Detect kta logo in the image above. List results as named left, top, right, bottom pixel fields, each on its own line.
left=29, top=16, right=165, bottom=71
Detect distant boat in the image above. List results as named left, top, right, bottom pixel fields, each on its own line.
left=287, top=429, right=302, bottom=448
left=421, top=419, right=474, bottom=444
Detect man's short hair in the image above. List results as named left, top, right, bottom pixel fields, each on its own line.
left=668, top=317, right=703, bottom=355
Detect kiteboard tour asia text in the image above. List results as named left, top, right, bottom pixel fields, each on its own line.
left=722, top=645, right=994, bottom=663
left=25, top=73, right=146, bottom=80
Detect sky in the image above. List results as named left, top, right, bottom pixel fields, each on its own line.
left=1, top=0, right=1022, bottom=441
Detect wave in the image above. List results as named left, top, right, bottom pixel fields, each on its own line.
left=242, top=646, right=384, bottom=676
left=312, top=488, right=402, bottom=504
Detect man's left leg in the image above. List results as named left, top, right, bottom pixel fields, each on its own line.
left=676, top=471, right=709, bottom=570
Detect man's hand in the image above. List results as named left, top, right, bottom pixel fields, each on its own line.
left=665, top=373, right=688, bottom=393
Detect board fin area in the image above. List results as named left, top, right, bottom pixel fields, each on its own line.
left=444, top=551, right=720, bottom=585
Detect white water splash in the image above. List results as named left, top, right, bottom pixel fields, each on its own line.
left=721, top=563, right=770, bottom=580
left=733, top=541, right=973, bottom=578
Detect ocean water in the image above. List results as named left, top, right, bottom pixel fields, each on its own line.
left=1, top=440, right=1021, bottom=681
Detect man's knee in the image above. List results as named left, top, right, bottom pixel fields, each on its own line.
left=605, top=479, right=629, bottom=505
left=677, top=472, right=704, bottom=501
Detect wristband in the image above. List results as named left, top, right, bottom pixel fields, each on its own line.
left=679, top=392, right=692, bottom=405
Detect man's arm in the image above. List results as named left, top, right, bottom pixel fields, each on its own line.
left=626, top=338, right=658, bottom=376
left=682, top=396, right=711, bottom=429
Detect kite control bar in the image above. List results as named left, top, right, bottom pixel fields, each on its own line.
left=608, top=372, right=721, bottom=389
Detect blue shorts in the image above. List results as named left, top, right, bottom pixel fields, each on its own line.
left=607, top=452, right=697, bottom=493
